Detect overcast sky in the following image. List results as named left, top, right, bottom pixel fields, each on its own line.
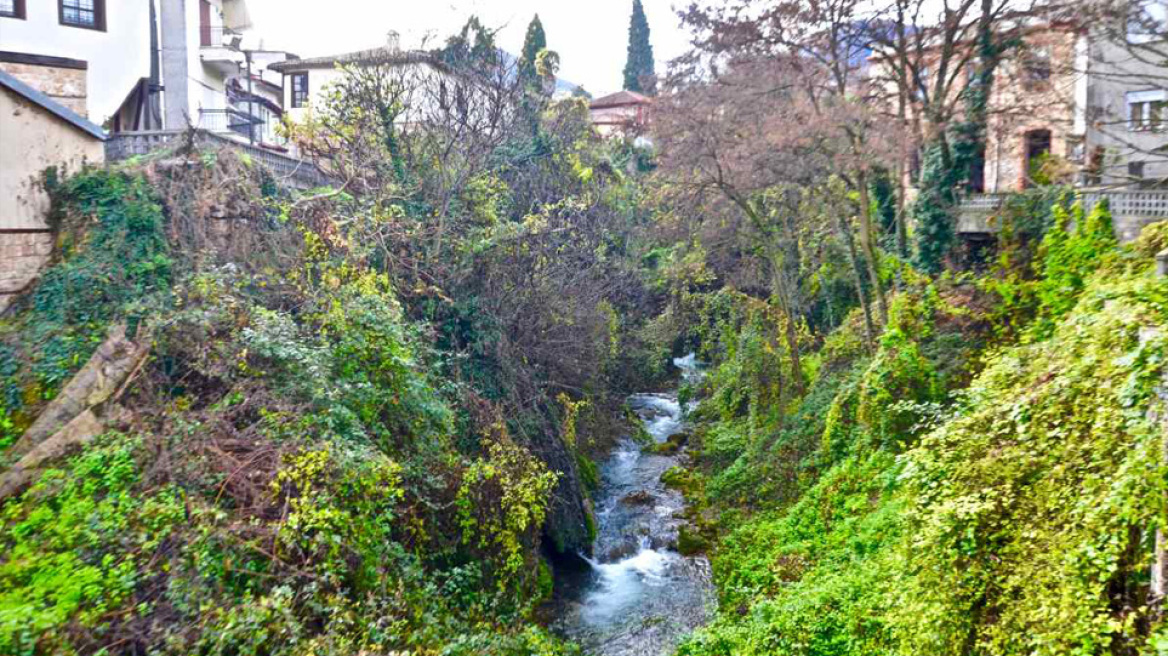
left=245, top=0, right=694, bottom=96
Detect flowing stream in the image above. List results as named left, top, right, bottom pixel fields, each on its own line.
left=551, top=355, right=716, bottom=655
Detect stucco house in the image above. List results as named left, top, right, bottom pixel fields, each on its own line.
left=0, top=0, right=288, bottom=147
left=0, top=69, right=105, bottom=312
left=589, top=90, right=651, bottom=137
left=268, top=32, right=441, bottom=126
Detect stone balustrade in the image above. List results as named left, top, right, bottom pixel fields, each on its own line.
left=957, top=190, right=1168, bottom=242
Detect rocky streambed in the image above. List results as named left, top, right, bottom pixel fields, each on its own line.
left=550, top=356, right=716, bottom=656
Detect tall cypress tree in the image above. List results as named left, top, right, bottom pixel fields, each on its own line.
left=519, top=14, right=547, bottom=90
left=622, top=0, right=656, bottom=94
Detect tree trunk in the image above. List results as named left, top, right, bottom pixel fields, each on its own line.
left=895, top=88, right=910, bottom=262
left=770, top=248, right=805, bottom=395
left=835, top=212, right=876, bottom=347
left=856, top=169, right=889, bottom=325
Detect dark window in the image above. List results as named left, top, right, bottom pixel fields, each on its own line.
left=1129, top=160, right=1146, bottom=181
left=0, top=0, right=26, bottom=19
left=60, top=0, right=105, bottom=31
left=1086, top=147, right=1105, bottom=186
left=968, top=147, right=986, bottom=193
left=1023, top=129, right=1052, bottom=188
left=1024, top=46, right=1051, bottom=85
left=290, top=73, right=309, bottom=108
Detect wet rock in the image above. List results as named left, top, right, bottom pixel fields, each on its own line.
left=677, top=525, right=710, bottom=556
left=620, top=490, right=655, bottom=506
left=647, top=430, right=690, bottom=455
left=605, top=542, right=639, bottom=561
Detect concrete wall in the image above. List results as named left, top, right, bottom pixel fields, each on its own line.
left=0, top=86, right=105, bottom=310
left=1084, top=34, right=1168, bottom=186
left=0, top=1, right=152, bottom=125
left=185, top=0, right=232, bottom=123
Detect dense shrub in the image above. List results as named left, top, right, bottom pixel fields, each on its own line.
left=0, top=170, right=172, bottom=448
left=676, top=201, right=1168, bottom=655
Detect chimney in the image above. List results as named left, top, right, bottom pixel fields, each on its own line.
left=386, top=30, right=401, bottom=53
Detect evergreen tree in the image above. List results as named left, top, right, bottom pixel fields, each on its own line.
left=911, top=143, right=959, bottom=275
left=519, top=14, right=547, bottom=90
left=623, top=0, right=656, bottom=94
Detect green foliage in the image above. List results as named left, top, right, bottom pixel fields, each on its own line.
left=854, top=290, right=943, bottom=448
left=1, top=169, right=172, bottom=447
left=870, top=171, right=898, bottom=252
left=891, top=265, right=1167, bottom=654
left=1032, top=200, right=1117, bottom=339
left=0, top=434, right=184, bottom=653
left=676, top=201, right=1168, bottom=655
left=458, top=434, right=559, bottom=587
left=623, top=0, right=656, bottom=94
left=679, top=452, right=903, bottom=656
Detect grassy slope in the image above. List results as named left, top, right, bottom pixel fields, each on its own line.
left=679, top=217, right=1168, bottom=655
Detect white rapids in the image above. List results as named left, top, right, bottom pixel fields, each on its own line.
left=551, top=355, right=715, bottom=656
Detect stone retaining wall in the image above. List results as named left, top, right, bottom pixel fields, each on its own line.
left=0, top=231, right=53, bottom=313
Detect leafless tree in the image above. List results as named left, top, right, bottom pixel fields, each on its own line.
left=655, top=55, right=886, bottom=377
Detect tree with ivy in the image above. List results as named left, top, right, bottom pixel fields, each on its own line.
left=623, top=0, right=656, bottom=94
left=912, top=0, right=1012, bottom=274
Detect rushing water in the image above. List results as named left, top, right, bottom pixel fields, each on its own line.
left=551, top=355, right=716, bottom=656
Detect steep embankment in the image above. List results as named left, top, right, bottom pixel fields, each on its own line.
left=0, top=157, right=595, bottom=655
left=675, top=206, right=1168, bottom=654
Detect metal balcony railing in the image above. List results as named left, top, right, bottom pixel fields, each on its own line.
left=197, top=107, right=262, bottom=138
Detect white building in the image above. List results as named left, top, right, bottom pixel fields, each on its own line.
left=0, top=0, right=287, bottom=146
left=268, top=31, right=581, bottom=131
left=0, top=0, right=152, bottom=123
left=268, top=31, right=437, bottom=125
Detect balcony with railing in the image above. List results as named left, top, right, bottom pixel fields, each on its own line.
left=957, top=190, right=1168, bottom=242
left=199, top=26, right=245, bottom=73
left=197, top=107, right=263, bottom=140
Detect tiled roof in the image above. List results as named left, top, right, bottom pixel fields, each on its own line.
left=590, top=90, right=651, bottom=109
left=268, top=48, right=437, bottom=72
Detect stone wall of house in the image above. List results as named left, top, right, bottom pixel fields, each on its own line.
left=0, top=62, right=87, bottom=117
left=983, top=28, right=1081, bottom=192
left=0, top=232, right=54, bottom=313
left=1085, top=36, right=1168, bottom=186
left=0, top=84, right=104, bottom=314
